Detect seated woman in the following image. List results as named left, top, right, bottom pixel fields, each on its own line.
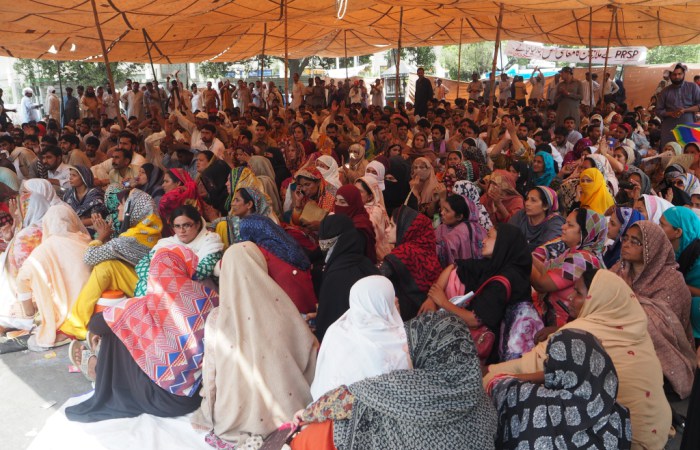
left=480, top=170, right=523, bottom=224
left=603, top=206, right=644, bottom=268
left=484, top=269, right=672, bottom=450
left=579, top=168, right=615, bottom=215
left=134, top=205, right=223, bottom=297
left=60, top=189, right=162, bottom=340
left=454, top=180, right=493, bottom=231
left=435, top=193, right=485, bottom=267
left=315, top=155, right=342, bottom=191
left=426, top=224, right=542, bottom=363
left=197, top=159, right=231, bottom=221
left=0, top=179, right=63, bottom=333
left=239, top=214, right=316, bottom=314
left=634, top=194, right=674, bottom=224
left=190, top=242, right=317, bottom=448
left=159, top=168, right=200, bottom=236
left=195, top=150, right=215, bottom=177
left=248, top=155, right=283, bottom=217
left=310, top=275, right=410, bottom=400
left=63, top=165, right=107, bottom=228
left=532, top=151, right=557, bottom=188
left=290, top=167, right=336, bottom=234
left=16, top=204, right=91, bottom=350
left=291, top=311, right=497, bottom=450
left=509, top=186, right=565, bottom=252
left=65, top=245, right=218, bottom=421
left=135, top=163, right=165, bottom=206
left=662, top=207, right=700, bottom=344
left=215, top=186, right=275, bottom=247
left=365, top=160, right=387, bottom=191
left=611, top=220, right=696, bottom=399
left=406, top=157, right=444, bottom=219
left=380, top=206, right=442, bottom=321
left=316, top=214, right=379, bottom=342
left=334, top=184, right=377, bottom=263
left=488, top=329, right=631, bottom=449
left=383, top=156, right=411, bottom=217
left=355, top=176, right=391, bottom=261
left=531, top=208, right=607, bottom=330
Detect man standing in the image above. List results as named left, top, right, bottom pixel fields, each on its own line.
left=656, top=62, right=700, bottom=147
left=81, top=86, right=101, bottom=119
left=581, top=72, right=600, bottom=108
left=370, top=79, right=383, bottom=107
left=235, top=80, right=252, bottom=114
left=121, top=82, right=144, bottom=121
left=498, top=73, right=511, bottom=106
left=554, top=67, right=582, bottom=127
left=143, top=82, right=162, bottom=117
left=435, top=79, right=449, bottom=101
left=291, top=73, right=305, bottom=110
left=46, top=86, right=61, bottom=123
left=202, top=81, right=220, bottom=112
left=62, top=87, right=80, bottom=127
left=413, top=67, right=433, bottom=118
left=20, top=88, right=41, bottom=123
left=187, top=84, right=200, bottom=113
left=467, top=73, right=483, bottom=101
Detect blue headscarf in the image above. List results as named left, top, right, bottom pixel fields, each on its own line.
left=663, top=207, right=700, bottom=258
left=533, top=151, right=556, bottom=187
left=239, top=214, right=310, bottom=270
left=603, top=206, right=644, bottom=268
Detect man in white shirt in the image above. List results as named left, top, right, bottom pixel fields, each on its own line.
left=190, top=84, right=202, bottom=112
left=581, top=72, right=600, bottom=107
left=291, top=73, right=305, bottom=110
left=120, top=82, right=144, bottom=121
left=42, top=145, right=71, bottom=188
left=197, top=123, right=225, bottom=158
left=602, top=72, right=620, bottom=98
left=173, top=110, right=208, bottom=149
left=467, top=73, right=483, bottom=101
left=46, top=86, right=61, bottom=123
left=20, top=88, right=41, bottom=123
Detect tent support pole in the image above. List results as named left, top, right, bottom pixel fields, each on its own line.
left=588, top=7, right=593, bottom=108
left=284, top=0, right=288, bottom=107
left=601, top=6, right=617, bottom=113
left=261, top=23, right=267, bottom=85
left=143, top=29, right=158, bottom=81
left=456, top=18, right=463, bottom=99
left=344, top=30, right=349, bottom=80
left=56, top=60, right=64, bottom=125
left=395, top=6, right=403, bottom=108
left=487, top=3, right=504, bottom=146
left=89, top=0, right=124, bottom=129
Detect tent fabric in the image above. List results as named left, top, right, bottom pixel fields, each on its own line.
left=1, top=1, right=700, bottom=62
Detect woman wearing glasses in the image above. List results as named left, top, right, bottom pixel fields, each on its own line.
left=611, top=220, right=696, bottom=399
left=133, top=205, right=224, bottom=297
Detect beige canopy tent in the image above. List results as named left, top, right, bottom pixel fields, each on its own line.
left=1, top=1, right=700, bottom=62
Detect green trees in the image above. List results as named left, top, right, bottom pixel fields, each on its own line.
left=13, top=59, right=142, bottom=87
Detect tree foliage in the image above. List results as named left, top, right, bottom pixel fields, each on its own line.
left=646, top=45, right=700, bottom=64
left=13, top=59, right=142, bottom=88
left=387, top=47, right=436, bottom=71
left=440, top=42, right=495, bottom=81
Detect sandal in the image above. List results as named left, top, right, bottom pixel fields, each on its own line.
left=68, top=340, right=96, bottom=382
left=85, top=331, right=101, bottom=357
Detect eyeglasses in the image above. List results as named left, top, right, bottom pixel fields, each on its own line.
left=172, top=222, right=195, bottom=230
left=621, top=235, right=643, bottom=247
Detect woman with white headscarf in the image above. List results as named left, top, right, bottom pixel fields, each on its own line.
left=365, top=160, right=386, bottom=191
left=315, top=155, right=342, bottom=190
left=310, top=275, right=411, bottom=400
left=0, top=179, right=64, bottom=334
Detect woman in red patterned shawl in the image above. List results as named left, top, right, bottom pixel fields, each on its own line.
left=380, top=206, right=442, bottom=320
left=65, top=245, right=219, bottom=422
left=334, top=184, right=377, bottom=263
left=158, top=168, right=200, bottom=236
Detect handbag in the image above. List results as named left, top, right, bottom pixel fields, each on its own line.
left=469, top=275, right=512, bottom=361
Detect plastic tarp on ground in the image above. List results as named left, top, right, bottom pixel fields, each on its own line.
left=0, top=1, right=700, bottom=63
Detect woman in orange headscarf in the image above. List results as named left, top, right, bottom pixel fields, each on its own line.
left=579, top=167, right=615, bottom=215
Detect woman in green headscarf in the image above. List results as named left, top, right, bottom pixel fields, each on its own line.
left=660, top=206, right=700, bottom=341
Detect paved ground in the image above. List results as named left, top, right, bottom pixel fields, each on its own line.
left=0, top=345, right=92, bottom=449
left=0, top=345, right=691, bottom=449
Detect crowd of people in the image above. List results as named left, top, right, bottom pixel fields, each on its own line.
left=0, top=61, right=699, bottom=450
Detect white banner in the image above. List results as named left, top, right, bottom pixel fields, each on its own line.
left=505, top=41, right=647, bottom=65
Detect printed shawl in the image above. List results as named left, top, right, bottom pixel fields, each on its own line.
left=104, top=245, right=219, bottom=396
